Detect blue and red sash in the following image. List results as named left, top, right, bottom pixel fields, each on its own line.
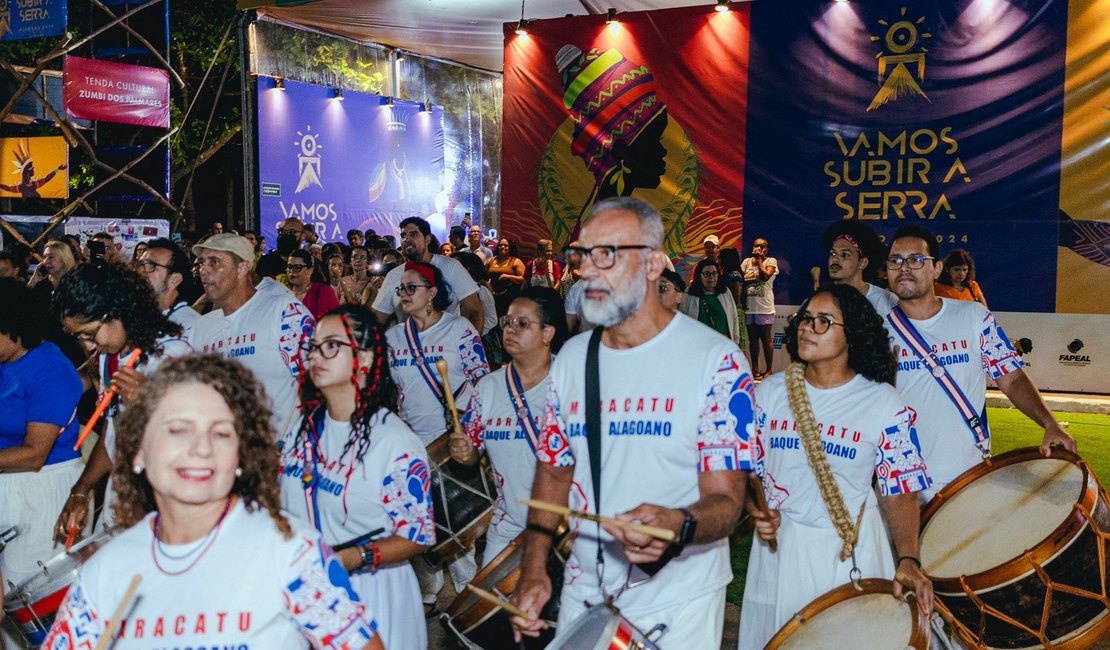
left=504, top=362, right=542, bottom=454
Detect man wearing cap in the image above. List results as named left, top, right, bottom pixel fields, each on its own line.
left=822, top=221, right=898, bottom=317
left=191, top=234, right=314, bottom=436
left=465, top=225, right=494, bottom=261
left=703, top=234, right=721, bottom=263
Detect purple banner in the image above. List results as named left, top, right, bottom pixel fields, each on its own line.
left=256, top=78, right=445, bottom=247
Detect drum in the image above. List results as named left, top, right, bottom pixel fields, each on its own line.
left=765, top=578, right=930, bottom=649
left=920, top=447, right=1110, bottom=649
left=423, top=432, right=498, bottom=567
left=442, top=529, right=568, bottom=649
left=545, top=603, right=664, bottom=650
left=3, top=528, right=116, bottom=646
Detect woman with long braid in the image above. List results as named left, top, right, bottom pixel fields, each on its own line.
left=279, top=304, right=433, bottom=650
left=738, top=284, right=933, bottom=650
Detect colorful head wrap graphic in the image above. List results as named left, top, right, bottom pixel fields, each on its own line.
left=556, top=45, right=664, bottom=182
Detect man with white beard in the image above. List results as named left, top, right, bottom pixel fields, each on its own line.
left=509, top=197, right=756, bottom=648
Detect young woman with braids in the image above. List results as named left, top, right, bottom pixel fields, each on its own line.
left=43, top=355, right=383, bottom=649
left=738, top=284, right=934, bottom=650
left=51, top=260, right=193, bottom=537
left=279, top=304, right=433, bottom=650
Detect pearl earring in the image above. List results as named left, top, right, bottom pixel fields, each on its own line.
left=133, top=464, right=144, bottom=475
left=235, top=467, right=243, bottom=478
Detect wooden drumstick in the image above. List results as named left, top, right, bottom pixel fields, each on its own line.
left=465, top=584, right=555, bottom=629
left=519, top=498, right=677, bottom=543
left=748, top=473, right=778, bottom=552
left=94, top=574, right=141, bottom=650
left=435, top=359, right=464, bottom=437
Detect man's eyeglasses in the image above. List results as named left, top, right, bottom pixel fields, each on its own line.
left=563, top=245, right=654, bottom=270
left=136, top=259, right=173, bottom=273
left=286, top=264, right=309, bottom=273
left=395, top=283, right=431, bottom=296
left=886, top=254, right=935, bottom=270
left=792, top=313, right=845, bottom=335
left=499, top=315, right=539, bottom=331
left=299, top=340, right=352, bottom=359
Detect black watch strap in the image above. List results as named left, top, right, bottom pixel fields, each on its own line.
left=675, top=507, right=697, bottom=551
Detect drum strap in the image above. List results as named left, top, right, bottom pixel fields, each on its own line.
left=404, top=317, right=465, bottom=404
left=886, top=307, right=990, bottom=454
left=505, top=362, right=541, bottom=455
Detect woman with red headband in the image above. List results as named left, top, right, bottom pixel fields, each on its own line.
left=385, top=261, right=490, bottom=615
left=280, top=304, right=433, bottom=650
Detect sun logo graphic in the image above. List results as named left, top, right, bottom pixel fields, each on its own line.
left=294, top=126, right=323, bottom=193
left=867, top=7, right=933, bottom=112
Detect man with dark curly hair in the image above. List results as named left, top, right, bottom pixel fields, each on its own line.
left=138, top=238, right=203, bottom=339
left=822, top=220, right=898, bottom=317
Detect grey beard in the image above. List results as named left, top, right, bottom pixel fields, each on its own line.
left=580, top=267, right=648, bottom=328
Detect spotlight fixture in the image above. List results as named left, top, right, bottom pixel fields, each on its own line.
left=275, top=77, right=285, bottom=90
left=334, top=87, right=344, bottom=100
left=386, top=96, right=395, bottom=106
left=422, top=101, right=433, bottom=113
left=606, top=8, right=617, bottom=24
left=715, top=1, right=730, bottom=11
left=515, top=18, right=531, bottom=36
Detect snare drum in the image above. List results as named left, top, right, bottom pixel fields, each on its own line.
left=920, top=447, right=1110, bottom=649
left=545, top=603, right=664, bottom=650
left=765, top=578, right=930, bottom=649
left=424, top=432, right=498, bottom=567
left=442, top=529, right=568, bottom=649
left=3, top=528, right=116, bottom=646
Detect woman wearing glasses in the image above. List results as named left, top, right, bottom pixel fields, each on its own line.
left=280, top=305, right=433, bottom=650
left=385, top=261, right=490, bottom=612
left=450, top=286, right=569, bottom=563
left=286, top=249, right=341, bottom=320
left=51, top=261, right=193, bottom=538
left=680, top=259, right=740, bottom=343
left=738, top=284, right=933, bottom=650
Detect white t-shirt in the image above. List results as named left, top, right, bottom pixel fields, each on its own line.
left=163, top=301, right=203, bottom=342
left=477, top=285, right=497, bottom=335
left=884, top=299, right=1023, bottom=493
left=865, top=283, right=899, bottom=318
left=538, top=315, right=755, bottom=617
left=742, top=257, right=778, bottom=314
left=753, top=373, right=931, bottom=528
left=279, top=408, right=433, bottom=650
left=371, top=254, right=479, bottom=322
left=194, top=289, right=314, bottom=437
left=563, top=281, right=596, bottom=332
left=460, top=366, right=553, bottom=545
left=386, top=312, right=490, bottom=443
left=42, top=501, right=378, bottom=650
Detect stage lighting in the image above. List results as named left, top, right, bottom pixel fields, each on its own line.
left=334, top=87, right=344, bottom=100
left=275, top=77, right=285, bottom=90
left=515, top=19, right=531, bottom=36
left=606, top=8, right=618, bottom=24
left=715, top=1, right=730, bottom=11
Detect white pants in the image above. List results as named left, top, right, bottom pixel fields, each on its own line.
left=414, top=550, right=477, bottom=605
left=554, top=586, right=725, bottom=649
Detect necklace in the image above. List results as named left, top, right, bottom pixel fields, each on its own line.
left=150, top=496, right=233, bottom=575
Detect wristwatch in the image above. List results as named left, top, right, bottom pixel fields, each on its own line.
left=673, top=507, right=698, bottom=553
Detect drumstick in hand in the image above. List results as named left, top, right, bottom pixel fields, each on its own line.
left=94, top=574, right=142, bottom=650
left=435, top=359, right=464, bottom=436
left=747, top=473, right=778, bottom=552
left=519, top=498, right=677, bottom=542
left=74, top=348, right=142, bottom=451
left=466, top=584, right=555, bottom=629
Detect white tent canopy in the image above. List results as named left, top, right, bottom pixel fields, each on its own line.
left=244, top=0, right=721, bottom=71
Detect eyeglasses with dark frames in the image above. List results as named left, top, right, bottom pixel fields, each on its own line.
left=299, top=339, right=354, bottom=360
left=792, top=313, right=845, bottom=335
left=395, top=283, right=431, bottom=296
left=562, top=244, right=655, bottom=270
left=886, top=254, right=935, bottom=270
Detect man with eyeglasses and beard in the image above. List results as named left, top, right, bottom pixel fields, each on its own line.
left=137, top=238, right=203, bottom=340
left=883, top=224, right=1075, bottom=502
left=510, top=197, right=755, bottom=649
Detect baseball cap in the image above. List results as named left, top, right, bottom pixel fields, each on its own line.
left=193, top=233, right=255, bottom=263
left=703, top=234, right=720, bottom=246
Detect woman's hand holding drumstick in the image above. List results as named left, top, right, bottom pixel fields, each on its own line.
left=435, top=359, right=478, bottom=465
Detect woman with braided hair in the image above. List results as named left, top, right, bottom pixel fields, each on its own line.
left=738, top=284, right=933, bottom=650
left=279, top=304, right=433, bottom=650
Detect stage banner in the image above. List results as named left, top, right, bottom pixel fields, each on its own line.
left=0, top=136, right=68, bottom=199
left=742, top=0, right=1067, bottom=313
left=1056, top=0, right=1110, bottom=314
left=63, top=56, right=170, bottom=128
left=500, top=5, right=749, bottom=265
left=0, top=0, right=66, bottom=41
left=255, top=78, right=446, bottom=246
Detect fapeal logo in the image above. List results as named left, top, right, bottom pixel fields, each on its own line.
left=1059, top=338, right=1091, bottom=366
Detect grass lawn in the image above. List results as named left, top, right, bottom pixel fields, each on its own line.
left=725, top=407, right=1110, bottom=607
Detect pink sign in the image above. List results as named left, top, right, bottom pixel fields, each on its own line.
left=64, top=56, right=170, bottom=128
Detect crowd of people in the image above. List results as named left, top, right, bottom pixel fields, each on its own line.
left=0, top=199, right=1075, bottom=650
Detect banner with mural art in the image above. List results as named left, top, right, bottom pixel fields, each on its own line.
left=740, top=0, right=1068, bottom=314
left=501, top=5, right=749, bottom=269
left=256, top=77, right=445, bottom=246
left=0, top=136, right=68, bottom=199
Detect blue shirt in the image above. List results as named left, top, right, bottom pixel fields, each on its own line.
left=0, top=341, right=82, bottom=465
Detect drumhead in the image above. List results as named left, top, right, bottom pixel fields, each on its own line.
left=2, top=528, right=116, bottom=609
left=546, top=605, right=620, bottom=650
left=448, top=542, right=524, bottom=615
left=921, top=457, right=1083, bottom=578
left=772, top=590, right=916, bottom=649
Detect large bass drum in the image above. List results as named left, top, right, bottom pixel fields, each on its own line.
left=423, top=432, right=498, bottom=567
left=920, top=447, right=1110, bottom=649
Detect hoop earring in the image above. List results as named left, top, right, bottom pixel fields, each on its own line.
left=359, top=366, right=370, bottom=375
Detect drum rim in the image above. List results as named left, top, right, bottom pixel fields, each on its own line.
left=764, top=578, right=930, bottom=650
left=920, top=447, right=1100, bottom=590
left=424, top=510, right=495, bottom=565
left=444, top=535, right=525, bottom=626
left=2, top=527, right=118, bottom=606
left=548, top=603, right=633, bottom=650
